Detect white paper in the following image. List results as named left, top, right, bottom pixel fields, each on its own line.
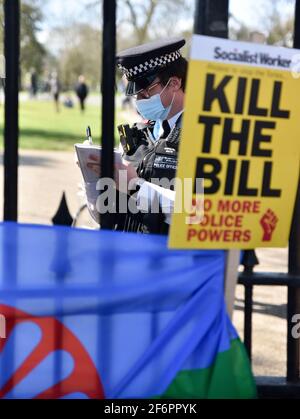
left=75, top=143, right=122, bottom=183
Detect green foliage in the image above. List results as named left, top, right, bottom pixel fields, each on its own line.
left=120, top=0, right=192, bottom=44
left=20, top=1, right=46, bottom=74
left=230, top=0, right=294, bottom=47
left=0, top=98, right=100, bottom=150
left=265, top=9, right=294, bottom=46
left=54, top=24, right=101, bottom=90
left=0, top=97, right=127, bottom=150
left=0, top=0, right=46, bottom=75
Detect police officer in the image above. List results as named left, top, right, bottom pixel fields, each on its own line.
left=117, top=37, right=187, bottom=139
left=86, top=37, right=188, bottom=233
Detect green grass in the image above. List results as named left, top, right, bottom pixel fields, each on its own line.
left=0, top=98, right=126, bottom=151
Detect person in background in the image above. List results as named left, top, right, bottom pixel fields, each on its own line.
left=63, top=95, right=74, bottom=108
left=75, top=75, right=89, bottom=113
left=30, top=69, right=38, bottom=98
left=50, top=71, right=61, bottom=113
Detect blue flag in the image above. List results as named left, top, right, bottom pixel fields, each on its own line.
left=0, top=223, right=256, bottom=399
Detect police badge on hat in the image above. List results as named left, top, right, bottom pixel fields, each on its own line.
left=116, top=37, right=186, bottom=96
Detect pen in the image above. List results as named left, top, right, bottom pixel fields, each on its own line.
left=86, top=126, right=93, bottom=145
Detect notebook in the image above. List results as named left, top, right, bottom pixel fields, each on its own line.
left=75, top=142, right=122, bottom=183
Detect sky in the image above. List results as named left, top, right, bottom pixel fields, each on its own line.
left=230, top=0, right=294, bottom=29
left=38, top=0, right=97, bottom=42
left=38, top=0, right=296, bottom=45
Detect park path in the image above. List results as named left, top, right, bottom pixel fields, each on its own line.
left=0, top=149, right=82, bottom=225
left=0, top=148, right=289, bottom=379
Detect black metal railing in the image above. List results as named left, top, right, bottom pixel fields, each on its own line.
left=3, top=0, right=300, bottom=398
left=239, top=249, right=300, bottom=397
left=4, top=0, right=19, bottom=222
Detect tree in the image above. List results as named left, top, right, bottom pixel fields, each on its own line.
left=0, top=0, right=47, bottom=75
left=50, top=23, right=101, bottom=90
left=264, top=1, right=294, bottom=47
left=120, top=0, right=191, bottom=44
left=229, top=14, right=251, bottom=42
left=230, top=0, right=294, bottom=47
left=20, top=1, right=46, bottom=74
left=87, top=0, right=193, bottom=46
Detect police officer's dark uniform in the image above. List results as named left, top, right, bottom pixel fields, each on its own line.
left=115, top=38, right=186, bottom=235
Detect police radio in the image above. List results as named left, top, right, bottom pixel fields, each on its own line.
left=117, top=122, right=155, bottom=156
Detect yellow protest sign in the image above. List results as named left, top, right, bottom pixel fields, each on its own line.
left=169, top=35, right=300, bottom=249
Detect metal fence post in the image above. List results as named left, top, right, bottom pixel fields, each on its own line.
left=287, top=0, right=300, bottom=384
left=194, top=0, right=229, bottom=38
left=4, top=0, right=20, bottom=222
left=100, top=0, right=116, bottom=230
left=242, top=250, right=259, bottom=360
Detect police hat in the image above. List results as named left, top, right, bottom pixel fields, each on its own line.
left=116, top=37, right=186, bottom=96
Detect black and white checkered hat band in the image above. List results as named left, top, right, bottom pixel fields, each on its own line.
left=118, top=50, right=182, bottom=79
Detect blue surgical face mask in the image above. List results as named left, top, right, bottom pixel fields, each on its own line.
left=135, top=80, right=175, bottom=121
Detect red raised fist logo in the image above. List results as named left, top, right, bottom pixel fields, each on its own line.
left=260, top=209, right=278, bottom=242
left=0, top=304, right=105, bottom=399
